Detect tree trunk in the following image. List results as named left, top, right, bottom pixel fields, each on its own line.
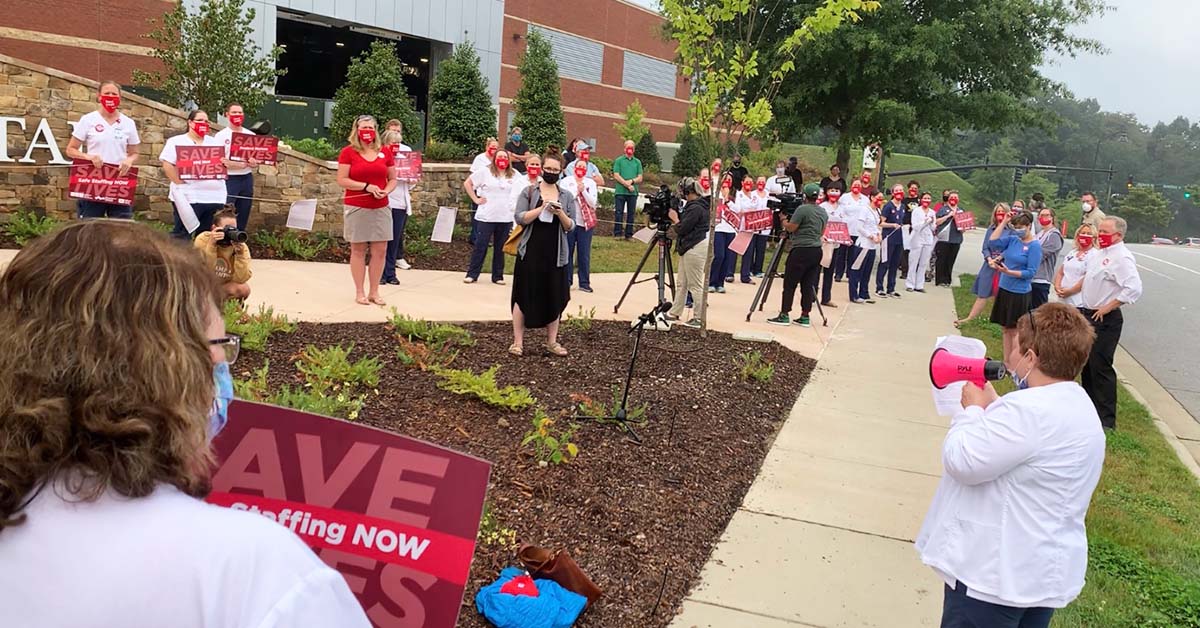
left=835, top=137, right=852, bottom=178
left=697, top=184, right=719, bottom=338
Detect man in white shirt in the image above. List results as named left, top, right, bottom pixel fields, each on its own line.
left=215, top=102, right=259, bottom=231
left=917, top=302, right=1106, bottom=628
left=1079, top=215, right=1142, bottom=429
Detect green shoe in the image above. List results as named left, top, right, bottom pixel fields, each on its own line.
left=682, top=319, right=703, bottom=329
left=797, top=316, right=812, bottom=328
left=767, top=314, right=791, bottom=326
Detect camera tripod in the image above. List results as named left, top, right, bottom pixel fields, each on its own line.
left=613, top=223, right=676, bottom=316
left=574, top=301, right=672, bottom=444
left=746, top=232, right=828, bottom=327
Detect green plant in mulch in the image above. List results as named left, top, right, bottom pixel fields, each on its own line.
left=388, top=311, right=475, bottom=346
left=561, top=306, right=597, bottom=332
left=735, top=351, right=775, bottom=383
left=477, top=501, right=518, bottom=549
left=395, top=337, right=460, bottom=372
left=222, top=301, right=296, bottom=352
left=3, top=209, right=58, bottom=246
left=295, top=343, right=382, bottom=389
left=233, top=358, right=368, bottom=421
left=434, top=365, right=536, bottom=411
left=521, top=407, right=580, bottom=465
left=571, top=387, right=648, bottom=425
left=251, top=228, right=335, bottom=260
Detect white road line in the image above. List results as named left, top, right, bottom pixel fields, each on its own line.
left=1134, top=251, right=1200, bottom=277
left=1137, top=264, right=1174, bottom=280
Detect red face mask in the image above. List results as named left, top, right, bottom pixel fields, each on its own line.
left=948, top=197, right=959, bottom=206
left=721, top=179, right=732, bottom=190
left=487, top=146, right=498, bottom=157
left=994, top=213, right=1006, bottom=223
left=228, top=113, right=245, bottom=127
left=828, top=192, right=841, bottom=202
left=495, top=157, right=510, bottom=170
left=1097, top=233, right=1116, bottom=249
left=574, top=164, right=587, bottom=179
left=357, top=128, right=375, bottom=144
left=192, top=120, right=209, bottom=136
left=742, top=182, right=753, bottom=193
left=579, top=150, right=590, bottom=161
left=625, top=147, right=634, bottom=157
left=1038, top=216, right=1053, bottom=226
left=756, top=181, right=766, bottom=192
left=527, top=165, right=541, bottom=178
left=99, top=95, right=120, bottom=113
left=1076, top=234, right=1094, bottom=248
left=920, top=199, right=932, bottom=208
left=851, top=185, right=862, bottom=195
left=908, top=189, right=919, bottom=198
left=892, top=191, right=904, bottom=199
left=712, top=162, right=722, bottom=174
left=699, top=178, right=711, bottom=191
left=861, top=175, right=871, bottom=185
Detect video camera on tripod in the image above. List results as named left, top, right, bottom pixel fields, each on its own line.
left=642, top=185, right=677, bottom=228
left=767, top=192, right=803, bottom=221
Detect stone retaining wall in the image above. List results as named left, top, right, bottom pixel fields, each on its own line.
left=0, top=53, right=470, bottom=233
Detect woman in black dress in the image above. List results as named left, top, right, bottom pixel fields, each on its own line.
left=510, top=152, right=579, bottom=356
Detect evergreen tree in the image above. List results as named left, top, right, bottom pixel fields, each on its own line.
left=672, top=124, right=710, bottom=176
left=635, top=130, right=661, bottom=169
left=330, top=41, right=422, bottom=147
left=511, top=30, right=566, bottom=154
left=428, top=42, right=497, bottom=151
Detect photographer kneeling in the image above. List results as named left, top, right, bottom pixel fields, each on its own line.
left=769, top=183, right=827, bottom=328
left=917, top=302, right=1106, bottom=628
left=665, top=178, right=710, bottom=329
left=194, top=208, right=252, bottom=300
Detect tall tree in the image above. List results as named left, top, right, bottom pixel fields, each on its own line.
left=428, top=42, right=497, bottom=152
left=134, top=0, right=283, bottom=115
left=774, top=0, right=1105, bottom=172
left=672, top=124, right=710, bottom=176
left=614, top=100, right=650, bottom=143
left=511, top=30, right=566, bottom=155
left=1118, top=187, right=1172, bottom=237
left=330, top=41, right=423, bottom=147
left=635, top=130, right=661, bottom=169
left=968, top=140, right=1020, bottom=203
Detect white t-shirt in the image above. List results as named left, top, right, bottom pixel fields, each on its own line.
left=215, top=126, right=255, bottom=176
left=470, top=170, right=518, bottom=223
left=386, top=142, right=414, bottom=213
left=160, top=133, right=229, bottom=205
left=0, top=481, right=371, bottom=628
left=1059, top=248, right=1090, bottom=307
left=71, top=111, right=140, bottom=165
left=560, top=176, right=598, bottom=213
left=470, top=152, right=493, bottom=175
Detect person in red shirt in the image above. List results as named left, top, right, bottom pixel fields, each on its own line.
left=336, top=115, right=397, bottom=306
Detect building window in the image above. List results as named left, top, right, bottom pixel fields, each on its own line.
left=528, top=25, right=603, bottom=84
left=622, top=51, right=676, bottom=99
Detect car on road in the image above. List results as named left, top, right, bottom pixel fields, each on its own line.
left=1186, top=237, right=1200, bottom=247
left=1150, top=237, right=1175, bottom=245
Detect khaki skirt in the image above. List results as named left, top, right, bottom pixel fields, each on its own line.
left=343, top=205, right=393, bottom=243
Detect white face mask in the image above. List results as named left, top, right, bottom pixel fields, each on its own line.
left=1082, top=202, right=1093, bottom=212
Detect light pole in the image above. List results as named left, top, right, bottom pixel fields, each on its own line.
left=1091, top=131, right=1128, bottom=208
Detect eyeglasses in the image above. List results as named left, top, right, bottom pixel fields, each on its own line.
left=209, top=334, right=241, bottom=364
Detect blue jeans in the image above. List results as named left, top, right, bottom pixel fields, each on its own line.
left=876, top=234, right=903, bottom=293
left=382, top=208, right=408, bottom=282
left=466, top=221, right=510, bottom=281
left=171, top=202, right=223, bottom=239
left=613, top=195, right=637, bottom=237
left=468, top=201, right=479, bottom=245
left=822, top=246, right=846, bottom=303
left=710, top=231, right=736, bottom=288
left=77, top=200, right=133, bottom=219
left=847, top=243, right=875, bottom=300
left=742, top=233, right=768, bottom=281
left=940, top=581, right=1053, bottom=628
left=225, top=173, right=254, bottom=231
left=1031, top=282, right=1051, bottom=310
left=566, top=226, right=593, bottom=289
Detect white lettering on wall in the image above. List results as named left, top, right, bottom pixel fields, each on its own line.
left=20, top=118, right=70, bottom=164
left=0, top=117, right=27, bottom=163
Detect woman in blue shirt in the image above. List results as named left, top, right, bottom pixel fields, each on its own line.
left=988, top=210, right=1042, bottom=369
left=954, top=204, right=1011, bottom=328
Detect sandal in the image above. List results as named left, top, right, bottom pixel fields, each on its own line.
left=545, top=342, right=568, bottom=357
left=355, top=295, right=370, bottom=305
left=369, top=295, right=386, bottom=306
left=508, top=344, right=523, bottom=357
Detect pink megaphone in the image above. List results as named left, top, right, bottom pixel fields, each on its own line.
left=929, top=348, right=1008, bottom=389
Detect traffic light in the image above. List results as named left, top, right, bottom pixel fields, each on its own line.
left=1013, top=169, right=1024, bottom=185
left=1186, top=190, right=1193, bottom=199
left=1126, top=176, right=1134, bottom=189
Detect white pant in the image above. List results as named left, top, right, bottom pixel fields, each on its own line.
left=906, top=242, right=934, bottom=290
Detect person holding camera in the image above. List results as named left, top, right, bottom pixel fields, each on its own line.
left=194, top=208, right=252, bottom=301
left=666, top=178, right=711, bottom=328
left=768, top=183, right=827, bottom=328
left=918, top=303, right=1105, bottom=628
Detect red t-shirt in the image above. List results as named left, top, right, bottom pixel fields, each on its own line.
left=338, top=145, right=391, bottom=209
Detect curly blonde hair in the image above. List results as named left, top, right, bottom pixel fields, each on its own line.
left=0, top=221, right=222, bottom=533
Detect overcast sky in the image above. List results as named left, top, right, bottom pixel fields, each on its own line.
left=1040, top=0, right=1200, bottom=127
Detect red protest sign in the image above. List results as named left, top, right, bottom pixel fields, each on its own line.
left=176, top=145, right=227, bottom=180
left=729, top=230, right=753, bottom=256
left=719, top=202, right=739, bottom=228
left=207, top=401, right=491, bottom=628
left=823, top=221, right=853, bottom=245
left=744, top=210, right=773, bottom=232
left=68, top=159, right=138, bottom=205
left=954, top=211, right=976, bottom=231
left=393, top=151, right=423, bottom=181
left=229, top=133, right=279, bottom=165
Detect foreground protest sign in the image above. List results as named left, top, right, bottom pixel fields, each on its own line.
left=207, top=401, right=491, bottom=627
left=229, top=134, right=279, bottom=165
left=68, top=159, right=138, bottom=205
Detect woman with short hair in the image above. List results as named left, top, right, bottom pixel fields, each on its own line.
left=988, top=210, right=1043, bottom=368
left=463, top=149, right=517, bottom=284
left=66, top=80, right=140, bottom=219
left=380, top=127, right=414, bottom=284
left=0, top=221, right=370, bottom=627
left=1031, top=207, right=1064, bottom=309
left=160, top=110, right=227, bottom=238
left=336, top=115, right=397, bottom=305
left=955, top=204, right=1013, bottom=328
left=510, top=152, right=579, bottom=356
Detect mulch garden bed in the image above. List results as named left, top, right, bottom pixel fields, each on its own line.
left=239, top=319, right=814, bottom=627
left=248, top=225, right=476, bottom=272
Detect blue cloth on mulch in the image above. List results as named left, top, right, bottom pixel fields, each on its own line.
left=475, top=567, right=587, bottom=628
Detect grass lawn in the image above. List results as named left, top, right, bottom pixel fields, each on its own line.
left=780, top=143, right=992, bottom=212
left=953, top=274, right=1200, bottom=628
left=479, top=232, right=787, bottom=275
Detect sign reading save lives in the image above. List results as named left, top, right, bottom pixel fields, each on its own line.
left=175, top=145, right=226, bottom=180
left=206, top=401, right=492, bottom=627
left=68, top=159, right=138, bottom=205
left=229, top=134, right=279, bottom=165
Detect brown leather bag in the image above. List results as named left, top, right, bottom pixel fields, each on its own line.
left=517, top=544, right=602, bottom=606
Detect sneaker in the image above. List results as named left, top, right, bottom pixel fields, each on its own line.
left=850, top=298, right=864, bottom=304
left=753, top=273, right=765, bottom=279
left=725, top=276, right=734, bottom=283
left=716, top=286, right=726, bottom=294
left=463, top=277, right=477, bottom=284
left=396, top=258, right=412, bottom=270
left=383, top=277, right=400, bottom=285
left=890, top=292, right=902, bottom=298
left=914, top=288, right=926, bottom=293
left=579, top=286, right=593, bottom=293
left=707, top=286, right=717, bottom=293
left=876, top=290, right=888, bottom=298
left=493, top=278, right=506, bottom=285
left=742, top=278, right=755, bottom=285
left=682, top=319, right=703, bottom=329
left=905, top=287, right=914, bottom=292
left=767, top=314, right=791, bottom=326
left=864, top=299, right=876, bottom=304
left=797, top=316, right=812, bottom=328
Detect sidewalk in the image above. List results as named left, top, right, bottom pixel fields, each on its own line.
left=670, top=283, right=953, bottom=628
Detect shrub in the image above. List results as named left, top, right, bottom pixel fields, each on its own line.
left=613, top=99, right=649, bottom=143
left=428, top=42, right=497, bottom=152
left=735, top=351, right=775, bottom=384
left=598, top=189, right=615, bottom=209
left=295, top=344, right=382, bottom=389
left=590, top=156, right=613, bottom=175
left=672, top=124, right=710, bottom=176
left=522, top=408, right=579, bottom=464
left=222, top=301, right=295, bottom=351
left=387, top=311, right=475, bottom=346
left=435, top=366, right=536, bottom=411
left=635, top=130, right=661, bottom=170
left=422, top=139, right=470, bottom=163
left=233, top=360, right=366, bottom=420
left=511, top=30, right=566, bottom=154
left=3, top=209, right=58, bottom=246
left=251, top=228, right=334, bottom=260
left=330, top=40, right=423, bottom=148
left=282, top=136, right=339, bottom=161
left=396, top=337, right=460, bottom=371
left=562, top=306, right=596, bottom=332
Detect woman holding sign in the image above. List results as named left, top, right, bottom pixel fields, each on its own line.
left=215, top=102, right=258, bottom=231
left=336, top=115, right=397, bottom=306
left=66, top=80, right=140, bottom=219
left=0, top=221, right=371, bottom=627
left=160, top=110, right=228, bottom=239
left=463, top=149, right=517, bottom=284
left=561, top=159, right=598, bottom=293
left=709, top=177, right=740, bottom=294
left=380, top=128, right=414, bottom=283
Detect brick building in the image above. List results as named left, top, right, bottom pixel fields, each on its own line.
left=0, top=0, right=687, bottom=159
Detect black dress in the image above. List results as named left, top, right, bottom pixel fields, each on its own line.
left=512, top=199, right=571, bottom=329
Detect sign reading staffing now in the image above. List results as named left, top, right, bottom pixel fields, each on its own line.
left=207, top=401, right=492, bottom=627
